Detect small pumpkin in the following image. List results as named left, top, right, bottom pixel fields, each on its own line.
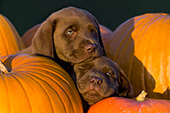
left=0, top=54, right=83, bottom=113
left=88, top=91, right=170, bottom=113
left=0, top=14, right=25, bottom=56
left=103, top=13, right=170, bottom=99
left=22, top=24, right=112, bottom=48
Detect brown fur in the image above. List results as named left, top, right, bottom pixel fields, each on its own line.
left=73, top=56, right=134, bottom=105
left=20, top=7, right=105, bottom=65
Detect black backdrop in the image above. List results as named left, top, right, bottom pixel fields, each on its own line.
left=1, top=0, right=170, bottom=36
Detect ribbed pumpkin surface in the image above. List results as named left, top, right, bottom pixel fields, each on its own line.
left=0, top=14, right=25, bottom=56
left=88, top=97, right=170, bottom=113
left=103, top=13, right=170, bottom=99
left=22, top=24, right=40, bottom=48
left=0, top=54, right=83, bottom=113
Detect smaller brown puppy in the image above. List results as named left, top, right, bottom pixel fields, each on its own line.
left=73, top=56, right=134, bottom=105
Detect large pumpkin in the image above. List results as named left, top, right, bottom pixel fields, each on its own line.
left=22, top=24, right=112, bottom=48
left=103, top=13, right=170, bottom=99
left=0, top=54, right=83, bottom=113
left=88, top=94, right=170, bottom=113
left=22, top=24, right=40, bottom=48
left=0, top=14, right=25, bottom=56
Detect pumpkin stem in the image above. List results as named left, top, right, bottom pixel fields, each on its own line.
left=0, top=54, right=8, bottom=74
left=136, top=90, right=147, bottom=101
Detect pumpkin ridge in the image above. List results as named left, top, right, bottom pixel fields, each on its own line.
left=3, top=15, right=25, bottom=50
left=23, top=70, right=75, bottom=113
left=132, top=15, right=166, bottom=94
left=27, top=64, right=82, bottom=107
left=145, top=16, right=169, bottom=93
left=114, top=19, right=134, bottom=54
left=113, top=20, right=133, bottom=61
left=116, top=17, right=146, bottom=78
left=142, top=16, right=165, bottom=92
left=0, top=15, right=17, bottom=54
left=166, top=16, right=170, bottom=92
left=0, top=15, right=25, bottom=52
left=161, top=15, right=170, bottom=92
left=2, top=73, right=33, bottom=112
left=26, top=61, right=73, bottom=89
left=158, top=16, right=169, bottom=93
left=10, top=54, right=75, bottom=91
left=133, top=13, right=156, bottom=28
left=1, top=74, right=10, bottom=112
left=0, top=15, right=25, bottom=56
left=28, top=71, right=70, bottom=113
left=138, top=104, right=145, bottom=113
left=0, top=25, right=8, bottom=55
left=16, top=62, right=72, bottom=87
left=17, top=67, right=77, bottom=112
left=137, top=15, right=156, bottom=89
left=35, top=64, right=71, bottom=84
left=29, top=68, right=80, bottom=113
left=134, top=14, right=164, bottom=46
left=106, top=17, right=134, bottom=61
left=28, top=70, right=75, bottom=113
left=7, top=73, right=33, bottom=113
left=24, top=73, right=61, bottom=113
left=12, top=71, right=57, bottom=113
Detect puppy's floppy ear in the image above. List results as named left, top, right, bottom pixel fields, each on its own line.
left=97, top=26, right=106, bottom=56
left=73, top=63, right=87, bottom=75
left=92, top=18, right=106, bottom=56
left=118, top=68, right=134, bottom=97
left=30, top=18, right=57, bottom=58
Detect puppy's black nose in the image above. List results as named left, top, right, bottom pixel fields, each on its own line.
left=84, top=43, right=96, bottom=52
left=90, top=77, right=103, bottom=85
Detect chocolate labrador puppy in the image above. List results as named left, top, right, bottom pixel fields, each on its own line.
left=20, top=7, right=105, bottom=71
left=73, top=56, right=134, bottom=107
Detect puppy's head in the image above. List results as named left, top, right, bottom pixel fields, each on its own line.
left=30, top=7, right=105, bottom=63
left=74, top=56, right=134, bottom=105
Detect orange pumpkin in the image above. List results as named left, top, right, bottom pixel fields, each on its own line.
left=0, top=14, right=25, bottom=56
left=103, top=13, right=170, bottom=99
left=88, top=91, right=170, bottom=113
left=22, top=24, right=40, bottom=48
left=99, top=25, right=112, bottom=45
left=22, top=24, right=112, bottom=48
left=0, top=54, right=83, bottom=113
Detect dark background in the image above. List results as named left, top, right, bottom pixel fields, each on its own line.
left=1, top=0, right=170, bottom=36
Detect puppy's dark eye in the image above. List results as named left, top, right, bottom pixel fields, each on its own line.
left=66, top=28, right=74, bottom=35
left=105, top=72, right=112, bottom=76
left=65, top=25, right=77, bottom=38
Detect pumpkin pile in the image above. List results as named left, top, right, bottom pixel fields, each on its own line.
left=0, top=54, right=83, bottom=113
left=103, top=13, right=170, bottom=99
left=89, top=13, right=170, bottom=112
left=1, top=12, right=170, bottom=113
left=0, top=14, right=83, bottom=113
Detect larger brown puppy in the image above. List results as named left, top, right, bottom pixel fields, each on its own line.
left=21, top=7, right=105, bottom=69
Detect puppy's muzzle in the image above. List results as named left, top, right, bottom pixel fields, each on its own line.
left=90, top=76, right=103, bottom=85
left=84, top=43, right=96, bottom=53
